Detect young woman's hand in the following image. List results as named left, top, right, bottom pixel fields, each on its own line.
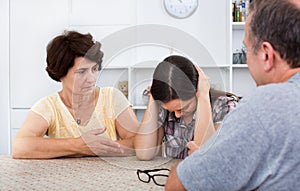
left=186, top=141, right=200, bottom=156
left=195, top=65, right=210, bottom=98
left=193, top=65, right=215, bottom=147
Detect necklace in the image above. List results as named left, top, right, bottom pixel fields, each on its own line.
left=76, top=118, right=81, bottom=125
left=59, top=90, right=96, bottom=126
left=74, top=90, right=97, bottom=125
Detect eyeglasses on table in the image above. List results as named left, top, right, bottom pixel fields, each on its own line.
left=136, top=168, right=170, bottom=187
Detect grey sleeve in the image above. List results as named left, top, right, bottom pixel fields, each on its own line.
left=177, top=102, right=271, bottom=191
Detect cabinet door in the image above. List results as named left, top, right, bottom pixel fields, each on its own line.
left=10, top=0, right=69, bottom=108
left=130, top=68, right=154, bottom=107
left=232, top=68, right=256, bottom=96
left=10, top=109, right=28, bottom=147
left=202, top=67, right=230, bottom=92
left=0, top=0, right=10, bottom=154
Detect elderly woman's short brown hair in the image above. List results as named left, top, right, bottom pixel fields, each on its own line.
left=46, top=31, right=104, bottom=82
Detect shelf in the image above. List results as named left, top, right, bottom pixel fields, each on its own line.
left=230, top=1, right=256, bottom=96
left=102, top=66, right=129, bottom=70
left=232, top=22, right=245, bottom=30
left=198, top=65, right=229, bottom=68
left=232, top=64, right=248, bottom=68
left=132, top=105, right=147, bottom=110
left=131, top=60, right=158, bottom=69
left=131, top=64, right=230, bottom=69
left=131, top=66, right=156, bottom=69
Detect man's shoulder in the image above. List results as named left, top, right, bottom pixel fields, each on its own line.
left=225, top=82, right=293, bottom=125
left=242, top=82, right=292, bottom=105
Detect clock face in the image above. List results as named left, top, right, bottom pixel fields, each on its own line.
left=164, top=0, right=198, bottom=19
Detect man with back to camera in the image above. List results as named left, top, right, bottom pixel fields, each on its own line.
left=165, top=0, right=300, bottom=190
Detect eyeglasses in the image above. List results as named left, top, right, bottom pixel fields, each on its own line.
left=136, top=168, right=170, bottom=186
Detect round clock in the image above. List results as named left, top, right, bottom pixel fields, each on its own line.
left=163, top=0, right=198, bottom=19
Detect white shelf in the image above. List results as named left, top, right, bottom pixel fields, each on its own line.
left=129, top=65, right=228, bottom=69
left=132, top=105, right=147, bottom=110
left=131, top=61, right=158, bottom=69
left=131, top=66, right=156, bottom=69
left=232, top=22, right=245, bottom=30
left=230, top=3, right=256, bottom=97
left=232, top=64, right=248, bottom=68
left=102, top=66, right=129, bottom=69
left=199, top=65, right=230, bottom=68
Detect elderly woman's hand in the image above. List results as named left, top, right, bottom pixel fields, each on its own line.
left=79, top=128, right=124, bottom=156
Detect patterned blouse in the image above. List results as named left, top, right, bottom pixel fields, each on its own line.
left=158, top=95, right=239, bottom=159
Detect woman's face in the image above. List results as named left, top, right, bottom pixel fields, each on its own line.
left=162, top=97, right=197, bottom=118
left=60, top=57, right=99, bottom=95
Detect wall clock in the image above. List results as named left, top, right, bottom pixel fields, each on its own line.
left=163, top=0, right=198, bottom=19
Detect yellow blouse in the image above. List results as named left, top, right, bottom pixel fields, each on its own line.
left=30, top=87, right=130, bottom=140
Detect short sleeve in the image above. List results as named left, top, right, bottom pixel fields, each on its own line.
left=112, top=88, right=131, bottom=117
left=30, top=96, right=55, bottom=126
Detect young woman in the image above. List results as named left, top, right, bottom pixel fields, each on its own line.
left=135, top=55, right=239, bottom=160
left=12, top=31, right=139, bottom=159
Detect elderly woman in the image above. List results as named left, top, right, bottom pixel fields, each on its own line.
left=12, top=31, right=139, bottom=159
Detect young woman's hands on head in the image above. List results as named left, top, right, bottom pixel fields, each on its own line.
left=194, top=65, right=210, bottom=99
left=191, top=65, right=215, bottom=151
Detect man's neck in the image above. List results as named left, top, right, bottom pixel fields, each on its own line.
left=279, top=67, right=300, bottom=82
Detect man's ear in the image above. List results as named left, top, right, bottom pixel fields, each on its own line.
left=261, top=42, right=274, bottom=72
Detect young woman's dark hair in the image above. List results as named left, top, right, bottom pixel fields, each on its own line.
left=150, top=55, right=240, bottom=106
left=150, top=55, right=199, bottom=103
left=45, top=31, right=104, bottom=82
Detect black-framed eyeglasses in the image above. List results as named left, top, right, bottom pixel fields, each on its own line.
left=136, top=168, right=170, bottom=186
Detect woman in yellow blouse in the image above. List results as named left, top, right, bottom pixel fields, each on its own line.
left=12, top=31, right=139, bottom=159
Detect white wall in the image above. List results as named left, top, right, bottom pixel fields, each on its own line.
left=0, top=0, right=228, bottom=154
left=0, top=0, right=10, bottom=154
left=10, top=0, right=69, bottom=108
left=136, top=0, right=227, bottom=66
